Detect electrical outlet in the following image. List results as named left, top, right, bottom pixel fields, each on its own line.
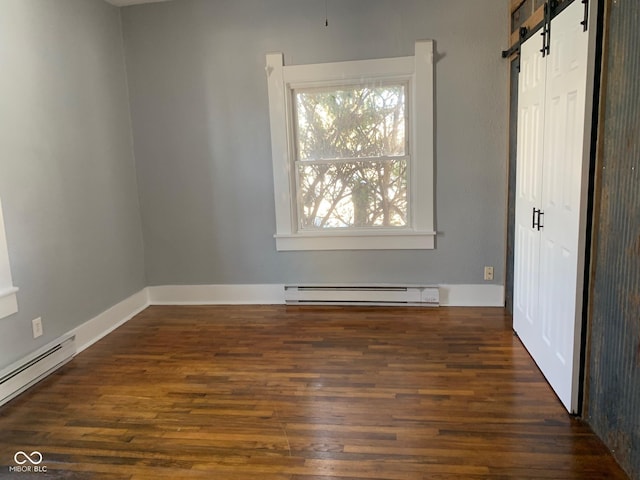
left=32, top=317, right=43, bottom=338
left=484, top=266, right=494, bottom=281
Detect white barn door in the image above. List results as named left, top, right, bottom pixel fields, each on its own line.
left=513, top=0, right=593, bottom=413
left=513, top=29, right=546, bottom=354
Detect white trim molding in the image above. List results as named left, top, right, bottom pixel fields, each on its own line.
left=0, top=287, right=19, bottom=320
left=60, top=282, right=502, bottom=361
left=147, top=284, right=503, bottom=308
left=62, top=283, right=502, bottom=357
left=148, top=284, right=286, bottom=305
left=0, top=289, right=148, bottom=407
left=438, top=284, right=505, bottom=307
left=274, top=231, right=436, bottom=251
left=0, top=282, right=501, bottom=408
left=3, top=281, right=499, bottom=404
left=266, top=40, right=435, bottom=251
left=0, top=198, right=18, bottom=320
left=71, top=288, right=150, bottom=353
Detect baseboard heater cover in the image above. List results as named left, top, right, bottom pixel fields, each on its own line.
left=284, top=285, right=440, bottom=306
left=0, top=335, right=76, bottom=407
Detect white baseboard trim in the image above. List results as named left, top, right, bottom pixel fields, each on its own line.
left=147, top=284, right=504, bottom=308
left=0, top=289, right=148, bottom=407
left=439, top=284, right=505, bottom=307
left=7, top=282, right=500, bottom=403
left=0, top=282, right=502, bottom=409
left=63, top=283, right=502, bottom=358
left=71, top=288, right=150, bottom=354
left=148, top=284, right=286, bottom=305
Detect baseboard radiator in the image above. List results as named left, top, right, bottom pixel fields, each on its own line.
left=0, top=335, right=76, bottom=407
left=284, top=285, right=440, bottom=307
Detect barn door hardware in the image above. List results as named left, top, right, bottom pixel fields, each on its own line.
left=502, top=0, right=585, bottom=61
left=540, top=2, right=551, bottom=57
left=580, top=0, right=589, bottom=31
left=501, top=26, right=529, bottom=59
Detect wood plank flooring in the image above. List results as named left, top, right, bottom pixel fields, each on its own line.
left=0, top=306, right=628, bottom=479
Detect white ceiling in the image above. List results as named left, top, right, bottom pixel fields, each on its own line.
left=105, top=0, right=173, bottom=7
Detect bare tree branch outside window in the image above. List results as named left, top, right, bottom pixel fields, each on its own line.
left=293, top=84, right=408, bottom=229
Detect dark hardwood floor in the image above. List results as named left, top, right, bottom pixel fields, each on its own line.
left=0, top=306, right=628, bottom=479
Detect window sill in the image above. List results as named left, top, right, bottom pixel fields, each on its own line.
left=274, top=231, right=435, bottom=251
left=0, top=286, right=19, bottom=319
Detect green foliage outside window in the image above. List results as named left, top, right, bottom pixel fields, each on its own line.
left=294, top=84, right=408, bottom=229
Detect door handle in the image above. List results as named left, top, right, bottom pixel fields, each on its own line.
left=580, top=0, right=589, bottom=32
left=532, top=208, right=544, bottom=231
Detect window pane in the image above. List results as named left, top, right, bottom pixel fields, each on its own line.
left=294, top=84, right=406, bottom=161
left=297, top=159, right=407, bottom=229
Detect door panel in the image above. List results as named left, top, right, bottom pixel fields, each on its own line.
left=514, top=0, right=592, bottom=413
left=513, top=31, right=545, bottom=343
left=538, top=0, right=589, bottom=412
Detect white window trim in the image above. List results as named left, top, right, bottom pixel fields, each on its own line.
left=266, top=40, right=435, bottom=251
left=0, top=198, right=18, bottom=319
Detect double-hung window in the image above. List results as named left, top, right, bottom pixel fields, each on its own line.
left=266, top=41, right=435, bottom=251
left=294, top=82, right=408, bottom=230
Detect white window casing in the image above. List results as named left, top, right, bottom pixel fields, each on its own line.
left=266, top=40, right=435, bottom=251
left=0, top=198, right=18, bottom=319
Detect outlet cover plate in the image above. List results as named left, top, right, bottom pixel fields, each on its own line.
left=32, top=317, right=43, bottom=338
left=484, top=266, right=494, bottom=281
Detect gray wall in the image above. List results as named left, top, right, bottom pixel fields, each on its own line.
left=122, top=0, right=509, bottom=286
left=0, top=0, right=145, bottom=369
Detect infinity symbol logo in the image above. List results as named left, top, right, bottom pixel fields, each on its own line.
left=13, top=451, right=43, bottom=465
